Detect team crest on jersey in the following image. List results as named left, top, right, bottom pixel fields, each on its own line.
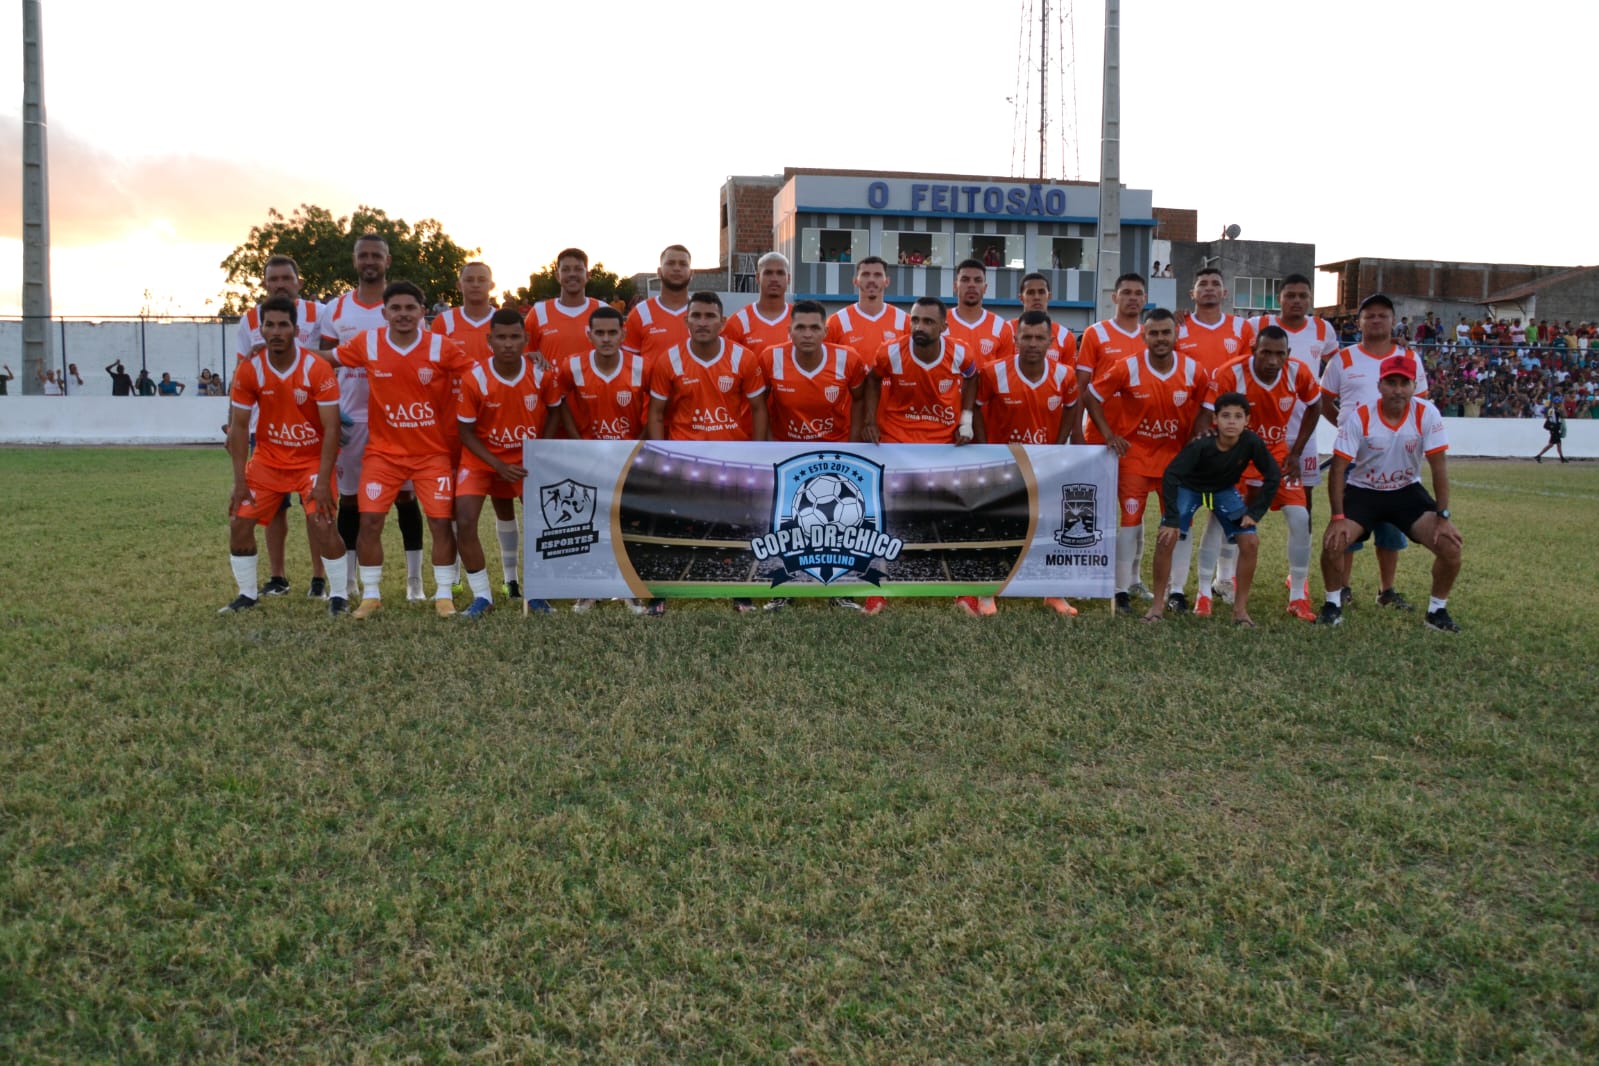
left=417, top=367, right=434, bottom=386
left=523, top=393, right=538, bottom=412
left=1047, top=395, right=1063, bottom=411
left=534, top=478, right=599, bottom=559
left=717, top=375, right=735, bottom=394
left=1279, top=396, right=1295, bottom=411
left=751, top=453, right=902, bottom=587
left=1055, top=484, right=1104, bottom=548
left=365, top=481, right=381, bottom=501
left=824, top=385, right=841, bottom=404
left=1172, top=390, right=1189, bottom=406
left=293, top=388, right=308, bottom=405
left=980, top=339, right=995, bottom=355
left=615, top=389, right=632, bottom=408
left=1124, top=497, right=1140, bottom=515
left=884, top=331, right=897, bottom=341
left=938, top=378, right=955, bottom=394
left=1224, top=339, right=1239, bottom=354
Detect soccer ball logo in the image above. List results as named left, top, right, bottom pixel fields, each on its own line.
left=793, top=473, right=866, bottom=533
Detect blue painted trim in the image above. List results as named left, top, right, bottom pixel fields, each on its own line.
left=794, top=205, right=1157, bottom=226
left=796, top=294, right=1099, bottom=309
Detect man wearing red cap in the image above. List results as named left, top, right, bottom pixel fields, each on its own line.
left=1318, top=352, right=1462, bottom=632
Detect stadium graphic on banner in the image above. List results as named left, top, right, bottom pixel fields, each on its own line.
left=756, top=452, right=903, bottom=586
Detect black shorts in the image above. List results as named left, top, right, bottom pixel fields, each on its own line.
left=1344, top=483, right=1437, bottom=544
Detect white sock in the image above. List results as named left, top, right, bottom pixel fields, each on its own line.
left=1129, top=525, right=1144, bottom=583
left=1217, top=540, right=1239, bottom=583
left=433, top=564, right=457, bottom=600
left=1169, top=533, right=1194, bottom=596
left=1196, top=517, right=1223, bottom=596
left=1115, top=526, right=1140, bottom=592
left=345, top=550, right=360, bottom=597
left=466, top=568, right=493, bottom=602
left=322, top=553, right=348, bottom=598
left=1285, top=506, right=1311, bottom=599
left=230, top=554, right=258, bottom=599
left=359, top=564, right=383, bottom=601
left=496, top=518, right=520, bottom=583
left=1325, top=591, right=1341, bottom=608
left=1429, top=596, right=1447, bottom=612
left=405, top=549, right=424, bottom=587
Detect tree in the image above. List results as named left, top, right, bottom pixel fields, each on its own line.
left=506, top=259, right=638, bottom=309
left=218, top=204, right=480, bottom=315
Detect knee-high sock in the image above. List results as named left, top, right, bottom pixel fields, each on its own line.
left=396, top=497, right=424, bottom=551
left=1116, top=526, right=1142, bottom=593
left=496, top=518, right=520, bottom=584
left=1197, top=516, right=1224, bottom=596
left=1285, top=505, right=1311, bottom=599
left=1168, top=532, right=1195, bottom=596
left=322, top=552, right=349, bottom=598
left=1217, top=539, right=1239, bottom=583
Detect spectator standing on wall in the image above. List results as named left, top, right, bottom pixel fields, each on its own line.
left=0, top=364, right=13, bottom=395
left=135, top=369, right=157, bottom=396
left=106, top=360, right=135, bottom=396
left=40, top=369, right=63, bottom=396
left=157, top=372, right=185, bottom=397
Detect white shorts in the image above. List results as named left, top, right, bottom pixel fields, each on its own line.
left=1298, top=450, right=1322, bottom=488
left=335, top=422, right=368, bottom=493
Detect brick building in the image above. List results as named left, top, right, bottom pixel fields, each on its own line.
left=1318, top=256, right=1599, bottom=325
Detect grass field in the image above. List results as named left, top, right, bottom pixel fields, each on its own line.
left=2, top=446, right=1596, bottom=1062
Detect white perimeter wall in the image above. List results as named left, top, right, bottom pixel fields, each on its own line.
left=2, top=395, right=1597, bottom=456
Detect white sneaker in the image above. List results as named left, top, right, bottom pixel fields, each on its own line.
left=1211, top=578, right=1236, bottom=605
left=406, top=579, right=427, bottom=603
left=572, top=598, right=597, bottom=613
left=1128, top=581, right=1155, bottom=601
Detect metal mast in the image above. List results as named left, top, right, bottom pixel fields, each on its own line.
left=1038, top=0, right=1048, bottom=180
left=1093, top=0, right=1121, bottom=320
left=22, top=0, right=54, bottom=392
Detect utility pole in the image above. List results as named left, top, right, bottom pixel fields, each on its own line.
left=1093, top=0, right=1121, bottom=321
left=22, top=0, right=54, bottom=393
left=1039, top=0, right=1049, bottom=181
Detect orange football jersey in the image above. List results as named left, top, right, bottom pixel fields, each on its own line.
left=872, top=338, right=974, bottom=444
left=335, top=329, right=475, bottom=462
left=1089, top=352, right=1209, bottom=478
left=457, top=359, right=563, bottom=468
left=826, top=303, right=908, bottom=362
left=623, top=296, right=691, bottom=369
left=1075, top=319, right=1145, bottom=444
left=976, top=355, right=1079, bottom=445
left=943, top=307, right=1015, bottom=369
left=761, top=343, right=868, bottom=443
left=722, top=302, right=792, bottom=355
left=525, top=296, right=605, bottom=362
left=230, top=348, right=339, bottom=469
left=1176, top=312, right=1255, bottom=374
left=1203, top=354, right=1321, bottom=460
left=647, top=340, right=766, bottom=441
left=560, top=350, right=648, bottom=440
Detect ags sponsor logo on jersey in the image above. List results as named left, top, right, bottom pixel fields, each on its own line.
left=751, top=452, right=902, bottom=587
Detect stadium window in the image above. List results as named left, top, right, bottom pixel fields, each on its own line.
left=1049, top=237, right=1087, bottom=270
left=883, top=231, right=951, bottom=268
left=1233, top=276, right=1281, bottom=314
left=959, top=234, right=1021, bottom=269
left=801, top=227, right=867, bottom=264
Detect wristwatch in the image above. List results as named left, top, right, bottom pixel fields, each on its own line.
left=1436, top=508, right=1451, bottom=520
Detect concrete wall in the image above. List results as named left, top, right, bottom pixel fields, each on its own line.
left=4, top=395, right=1597, bottom=457
left=1170, top=240, right=1318, bottom=313
left=1, top=319, right=237, bottom=396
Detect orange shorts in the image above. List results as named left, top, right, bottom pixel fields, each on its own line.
left=237, top=462, right=336, bottom=525
left=1244, top=477, right=1307, bottom=511
left=1118, top=468, right=1162, bottom=527
left=358, top=452, right=455, bottom=517
left=455, top=462, right=522, bottom=501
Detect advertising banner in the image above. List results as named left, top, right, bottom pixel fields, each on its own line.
left=523, top=441, right=1116, bottom=600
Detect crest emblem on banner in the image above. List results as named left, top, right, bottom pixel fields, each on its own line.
left=293, top=388, right=308, bottom=405
left=365, top=481, right=381, bottom=501
left=615, top=390, right=632, bottom=407
left=824, top=385, right=841, bottom=403
left=535, top=478, right=600, bottom=559
left=417, top=367, right=434, bottom=386
left=717, top=375, right=735, bottom=394
left=1056, top=484, right=1104, bottom=547
left=753, top=452, right=902, bottom=587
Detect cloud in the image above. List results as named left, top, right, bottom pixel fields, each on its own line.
left=0, top=115, right=351, bottom=247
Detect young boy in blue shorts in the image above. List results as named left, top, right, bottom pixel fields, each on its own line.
left=1142, top=391, right=1281, bottom=627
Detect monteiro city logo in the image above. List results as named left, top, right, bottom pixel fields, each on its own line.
left=535, top=478, right=600, bottom=559
left=1054, top=483, right=1103, bottom=548
left=751, top=452, right=902, bottom=586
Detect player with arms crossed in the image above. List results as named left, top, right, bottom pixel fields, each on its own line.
left=318, top=281, right=478, bottom=619
left=1081, top=308, right=1211, bottom=616
left=645, top=292, right=769, bottom=614
left=862, top=296, right=978, bottom=615
left=826, top=256, right=908, bottom=362
left=1318, top=353, right=1462, bottom=632
left=221, top=297, right=350, bottom=616
left=758, top=299, right=870, bottom=612
left=1192, top=326, right=1321, bottom=620
left=974, top=308, right=1083, bottom=616
left=1143, top=391, right=1280, bottom=627
left=455, top=310, right=563, bottom=618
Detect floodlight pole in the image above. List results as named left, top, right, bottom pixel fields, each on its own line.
left=1093, top=0, right=1121, bottom=321
left=22, top=0, right=54, bottom=393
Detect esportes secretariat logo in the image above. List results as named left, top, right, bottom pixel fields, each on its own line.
left=535, top=478, right=600, bottom=559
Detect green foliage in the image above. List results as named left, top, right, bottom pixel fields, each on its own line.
left=218, top=204, right=480, bottom=315
left=2, top=448, right=1596, bottom=1060
left=508, top=259, right=638, bottom=309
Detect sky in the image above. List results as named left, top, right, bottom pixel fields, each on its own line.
left=1, top=0, right=1591, bottom=317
